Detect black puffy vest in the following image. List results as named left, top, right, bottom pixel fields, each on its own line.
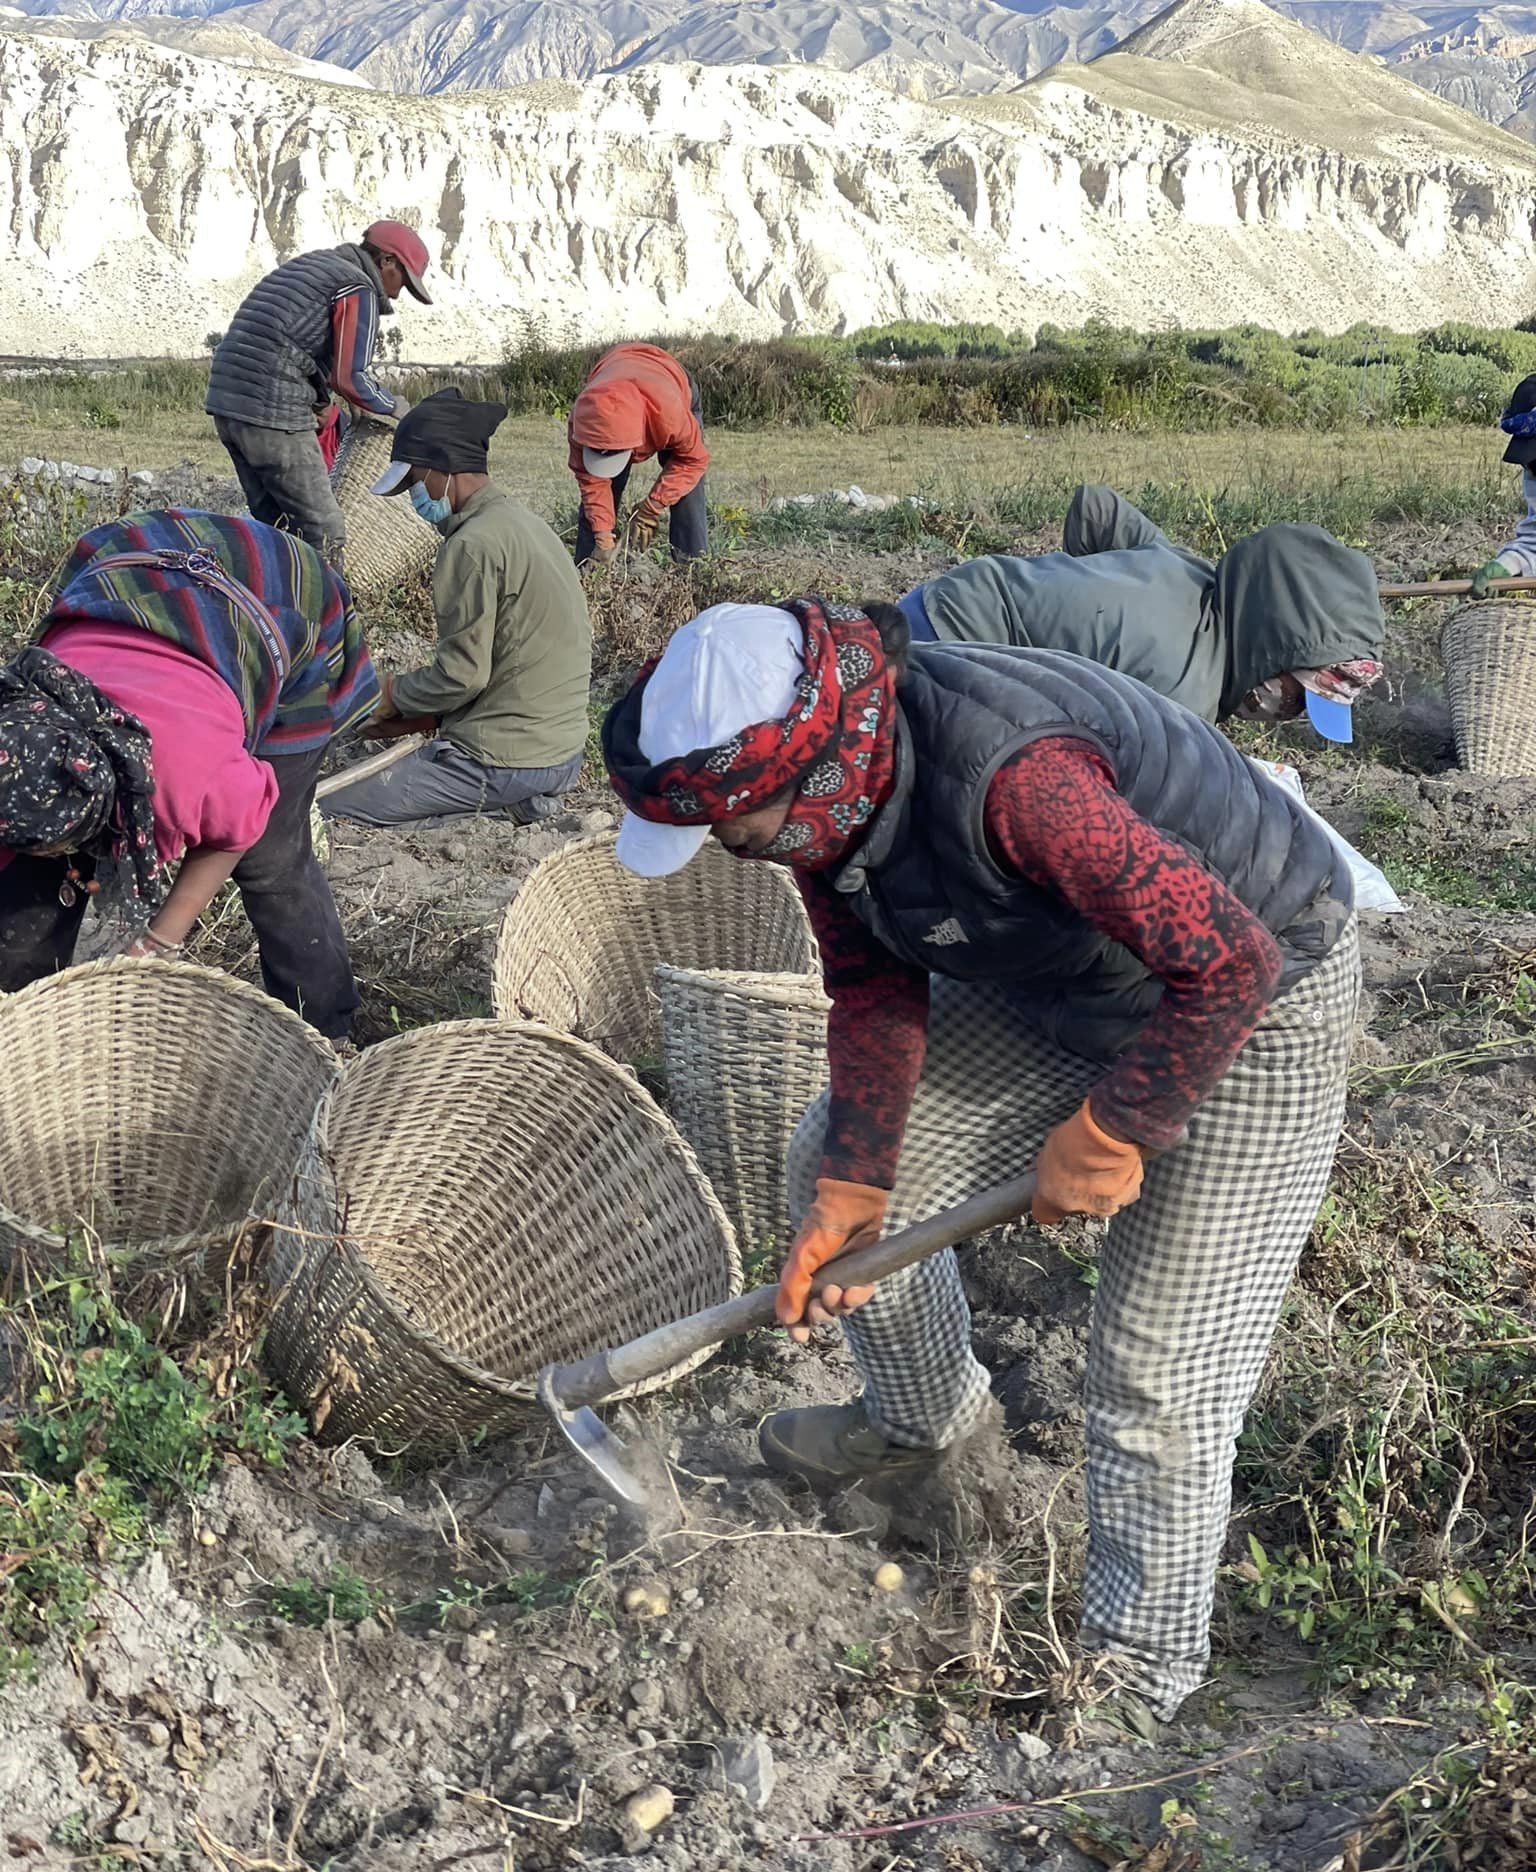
left=206, top=245, right=386, bottom=430
left=827, top=644, right=1352, bottom=1063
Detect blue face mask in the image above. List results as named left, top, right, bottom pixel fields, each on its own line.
left=410, top=477, right=453, bottom=528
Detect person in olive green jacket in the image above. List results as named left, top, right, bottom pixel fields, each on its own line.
left=322, top=390, right=593, bottom=826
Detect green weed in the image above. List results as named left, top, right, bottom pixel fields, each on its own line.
left=0, top=1255, right=304, bottom=1679
left=1232, top=1159, right=1536, bottom=1695
left=271, top=1564, right=387, bottom=1627
left=1357, top=795, right=1536, bottom=911
left=1359, top=1676, right=1536, bottom=1869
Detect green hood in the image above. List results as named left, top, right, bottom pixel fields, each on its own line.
left=1213, top=524, right=1385, bottom=716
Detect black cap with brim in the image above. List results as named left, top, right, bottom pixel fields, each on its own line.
left=370, top=386, right=508, bottom=496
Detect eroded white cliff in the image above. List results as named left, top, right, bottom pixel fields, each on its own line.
left=0, top=27, right=1532, bottom=359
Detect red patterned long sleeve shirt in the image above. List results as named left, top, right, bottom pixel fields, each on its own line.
left=797, top=734, right=1283, bottom=1188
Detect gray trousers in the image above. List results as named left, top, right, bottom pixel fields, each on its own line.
left=785, top=923, right=1360, bottom=1718
left=319, top=737, right=582, bottom=827
left=214, top=416, right=346, bottom=561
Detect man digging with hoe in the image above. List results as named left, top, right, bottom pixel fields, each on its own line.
left=601, top=599, right=1361, bottom=1736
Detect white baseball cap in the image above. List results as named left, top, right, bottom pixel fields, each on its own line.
left=614, top=604, right=805, bottom=878
left=583, top=447, right=632, bottom=478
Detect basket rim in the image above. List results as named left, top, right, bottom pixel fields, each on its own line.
left=492, top=829, right=816, bottom=1024
left=0, top=954, right=343, bottom=1065
left=0, top=956, right=338, bottom=1254
left=286, top=1016, right=742, bottom=1404
left=654, top=962, right=830, bottom=1009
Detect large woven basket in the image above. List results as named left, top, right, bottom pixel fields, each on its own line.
left=330, top=416, right=439, bottom=600
left=1441, top=599, right=1536, bottom=777
left=0, top=959, right=337, bottom=1265
left=656, top=966, right=830, bottom=1258
left=493, top=832, right=818, bottom=1065
left=262, top=1019, right=741, bottom=1448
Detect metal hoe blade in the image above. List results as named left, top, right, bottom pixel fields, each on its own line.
left=537, top=1366, right=650, bottom=1510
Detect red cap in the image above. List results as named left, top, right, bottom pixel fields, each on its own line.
left=363, top=219, right=432, bottom=304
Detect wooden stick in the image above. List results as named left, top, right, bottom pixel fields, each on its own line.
left=550, top=1172, right=1038, bottom=1407
left=314, top=734, right=426, bottom=801
left=1377, top=576, right=1536, bottom=598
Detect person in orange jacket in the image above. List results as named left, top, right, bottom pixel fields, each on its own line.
left=568, top=343, right=709, bottom=566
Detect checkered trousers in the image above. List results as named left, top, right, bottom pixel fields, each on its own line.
left=785, top=920, right=1360, bottom=1718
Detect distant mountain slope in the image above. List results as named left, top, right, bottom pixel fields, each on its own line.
left=4, top=0, right=1156, bottom=95
left=8, top=0, right=1536, bottom=134
left=0, top=1, right=367, bottom=80
left=1043, top=0, right=1536, bottom=163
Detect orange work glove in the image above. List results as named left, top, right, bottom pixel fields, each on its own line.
left=628, top=496, right=664, bottom=550
left=776, top=1178, right=888, bottom=1335
left=1032, top=1098, right=1145, bottom=1225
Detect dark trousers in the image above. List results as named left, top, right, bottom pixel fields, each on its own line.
left=0, top=748, right=358, bottom=1038
left=213, top=416, right=347, bottom=565
left=575, top=378, right=708, bottom=565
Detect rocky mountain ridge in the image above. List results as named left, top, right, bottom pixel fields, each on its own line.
left=10, top=0, right=1536, bottom=134
left=0, top=0, right=1532, bottom=361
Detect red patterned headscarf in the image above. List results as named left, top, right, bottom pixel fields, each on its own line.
left=603, top=596, right=897, bottom=870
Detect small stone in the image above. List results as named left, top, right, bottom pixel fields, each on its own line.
left=130, top=468, right=154, bottom=487
left=485, top=1525, right=533, bottom=1558
left=443, top=1603, right=478, bottom=1633
left=19, top=456, right=43, bottom=475
left=113, top=1815, right=152, bottom=1845
left=144, top=1720, right=171, bottom=1748
left=720, top=1733, right=776, bottom=1809
left=624, top=1783, right=675, bottom=1835
left=1015, top=1731, right=1052, bottom=1763
left=355, top=1617, right=385, bottom=1644
left=629, top=1679, right=664, bottom=1714
left=197, top=1528, right=218, bottom=1547
left=98, top=467, right=117, bottom=485
left=873, top=1562, right=904, bottom=1592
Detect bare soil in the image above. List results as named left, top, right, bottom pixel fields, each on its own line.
left=2, top=507, right=1533, bottom=1871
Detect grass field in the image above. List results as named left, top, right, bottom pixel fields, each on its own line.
left=0, top=402, right=1509, bottom=524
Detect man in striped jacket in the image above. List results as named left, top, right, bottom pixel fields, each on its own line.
left=206, top=222, right=432, bottom=566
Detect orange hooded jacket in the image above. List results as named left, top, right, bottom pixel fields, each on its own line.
left=567, top=343, right=709, bottom=541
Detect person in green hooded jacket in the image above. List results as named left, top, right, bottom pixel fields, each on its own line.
left=897, top=485, right=1385, bottom=741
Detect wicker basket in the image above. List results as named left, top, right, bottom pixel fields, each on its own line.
left=656, top=966, right=830, bottom=1258
left=1441, top=600, right=1536, bottom=777
left=493, top=832, right=818, bottom=1065
left=262, top=1019, right=741, bottom=1447
left=0, top=958, right=337, bottom=1265
left=330, top=416, right=439, bottom=600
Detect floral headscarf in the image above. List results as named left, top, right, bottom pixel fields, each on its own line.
left=0, top=646, right=164, bottom=902
left=604, top=596, right=896, bottom=870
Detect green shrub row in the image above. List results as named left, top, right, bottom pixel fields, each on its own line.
left=14, top=318, right=1536, bottom=435
left=466, top=316, right=1536, bottom=433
